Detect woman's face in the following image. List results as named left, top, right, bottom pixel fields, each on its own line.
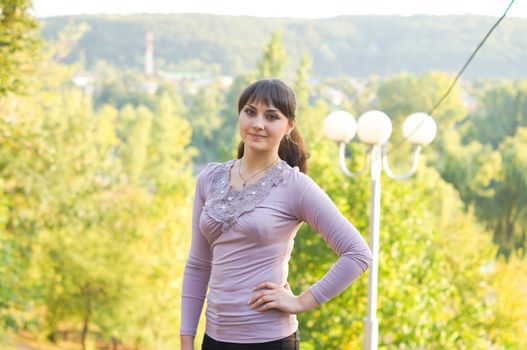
left=239, top=100, right=295, bottom=154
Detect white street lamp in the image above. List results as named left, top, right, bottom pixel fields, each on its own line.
left=357, top=110, right=392, bottom=145
left=324, top=110, right=437, bottom=350
left=324, top=111, right=357, bottom=143
left=402, top=112, right=437, bottom=145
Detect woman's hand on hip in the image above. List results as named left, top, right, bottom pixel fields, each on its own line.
left=248, top=281, right=305, bottom=314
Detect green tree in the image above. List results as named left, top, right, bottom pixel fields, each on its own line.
left=0, top=33, right=199, bottom=348
left=489, top=252, right=527, bottom=348
left=146, top=92, right=196, bottom=192
left=187, top=80, right=226, bottom=165
left=488, top=128, right=527, bottom=255
left=464, top=80, right=527, bottom=148
left=438, top=80, right=527, bottom=256
left=294, top=53, right=313, bottom=117
left=258, top=32, right=287, bottom=79
left=119, top=105, right=153, bottom=185
left=0, top=0, right=42, bottom=96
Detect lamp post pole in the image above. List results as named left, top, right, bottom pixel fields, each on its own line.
left=364, top=145, right=381, bottom=350
left=325, top=110, right=437, bottom=350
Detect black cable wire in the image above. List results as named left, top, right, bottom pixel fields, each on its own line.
left=386, top=0, right=516, bottom=155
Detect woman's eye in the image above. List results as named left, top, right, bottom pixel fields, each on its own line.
left=267, top=115, right=279, bottom=120
left=245, top=109, right=255, bottom=115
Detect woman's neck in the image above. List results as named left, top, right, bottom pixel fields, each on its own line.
left=239, top=149, right=280, bottom=173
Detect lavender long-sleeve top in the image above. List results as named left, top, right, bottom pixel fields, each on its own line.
left=180, top=159, right=372, bottom=343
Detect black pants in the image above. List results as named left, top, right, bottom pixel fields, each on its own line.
left=202, top=330, right=300, bottom=350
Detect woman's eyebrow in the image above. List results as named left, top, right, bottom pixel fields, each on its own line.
left=247, top=103, right=280, bottom=113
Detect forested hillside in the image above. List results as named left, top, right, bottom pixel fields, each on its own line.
left=40, top=14, right=527, bottom=79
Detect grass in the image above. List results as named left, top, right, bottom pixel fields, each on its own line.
left=0, top=332, right=94, bottom=350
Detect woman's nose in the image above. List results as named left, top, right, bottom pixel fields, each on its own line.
left=252, top=115, right=265, bottom=129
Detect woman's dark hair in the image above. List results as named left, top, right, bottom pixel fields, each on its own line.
left=236, top=79, right=309, bottom=173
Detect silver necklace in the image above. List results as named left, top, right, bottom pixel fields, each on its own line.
left=237, top=157, right=279, bottom=187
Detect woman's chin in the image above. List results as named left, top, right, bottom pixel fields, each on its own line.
left=245, top=142, right=273, bottom=153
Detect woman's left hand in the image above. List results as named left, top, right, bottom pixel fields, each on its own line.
left=248, top=281, right=304, bottom=314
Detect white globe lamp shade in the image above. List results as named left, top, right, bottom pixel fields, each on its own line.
left=403, top=113, right=437, bottom=145
left=324, top=111, right=357, bottom=143
left=357, top=110, right=393, bottom=144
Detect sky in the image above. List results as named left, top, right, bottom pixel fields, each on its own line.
left=32, top=0, right=526, bottom=19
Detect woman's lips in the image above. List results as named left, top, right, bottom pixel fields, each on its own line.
left=249, top=133, right=266, bottom=140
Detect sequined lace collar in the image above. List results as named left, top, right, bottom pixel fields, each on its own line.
left=203, top=159, right=287, bottom=232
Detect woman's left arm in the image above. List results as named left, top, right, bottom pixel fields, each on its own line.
left=249, top=174, right=372, bottom=314
left=248, top=281, right=320, bottom=314
left=292, top=175, right=373, bottom=305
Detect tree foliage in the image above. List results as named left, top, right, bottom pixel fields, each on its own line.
left=258, top=32, right=287, bottom=79
left=287, top=67, right=527, bottom=349
left=0, top=0, right=42, bottom=96
left=1, top=12, right=527, bottom=350
left=39, top=14, right=527, bottom=79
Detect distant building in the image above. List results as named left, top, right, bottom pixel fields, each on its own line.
left=461, top=91, right=479, bottom=112
left=72, top=72, right=96, bottom=94
left=318, top=86, right=346, bottom=106
left=145, top=32, right=154, bottom=76
left=143, top=31, right=158, bottom=94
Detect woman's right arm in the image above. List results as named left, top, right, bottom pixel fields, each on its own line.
left=180, top=335, right=195, bottom=350
left=180, top=165, right=214, bottom=349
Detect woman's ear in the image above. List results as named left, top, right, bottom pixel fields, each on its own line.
left=288, top=120, right=296, bottom=134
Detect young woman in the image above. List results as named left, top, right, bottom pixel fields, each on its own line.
left=180, top=79, right=372, bottom=350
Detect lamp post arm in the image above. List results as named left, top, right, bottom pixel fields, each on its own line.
left=339, top=142, right=371, bottom=178
left=382, top=144, right=423, bottom=180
